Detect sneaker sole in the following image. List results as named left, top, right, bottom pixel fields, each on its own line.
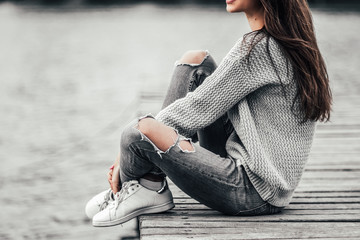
left=92, top=201, right=175, bottom=227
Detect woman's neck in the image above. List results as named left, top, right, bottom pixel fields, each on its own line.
left=246, top=8, right=265, bottom=31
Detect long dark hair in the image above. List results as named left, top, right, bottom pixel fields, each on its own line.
left=259, top=0, right=332, bottom=122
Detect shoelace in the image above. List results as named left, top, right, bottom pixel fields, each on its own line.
left=99, top=189, right=113, bottom=211
left=115, top=180, right=139, bottom=210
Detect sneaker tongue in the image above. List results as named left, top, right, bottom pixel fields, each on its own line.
left=121, top=180, right=139, bottom=188
left=114, top=180, right=139, bottom=206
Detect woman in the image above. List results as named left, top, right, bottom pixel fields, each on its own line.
left=85, top=0, right=331, bottom=227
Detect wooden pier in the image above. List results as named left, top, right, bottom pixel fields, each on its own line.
left=136, top=91, right=360, bottom=239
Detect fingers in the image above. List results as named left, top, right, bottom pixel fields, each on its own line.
left=114, top=153, right=120, bottom=168
left=108, top=175, right=120, bottom=193
left=111, top=165, right=121, bottom=194
left=106, top=153, right=122, bottom=194
left=111, top=178, right=120, bottom=193
left=111, top=181, right=120, bottom=194
left=107, top=170, right=113, bottom=187
left=108, top=169, right=113, bottom=179
left=111, top=182, right=120, bottom=194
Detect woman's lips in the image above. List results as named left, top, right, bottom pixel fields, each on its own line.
left=226, top=0, right=236, bottom=4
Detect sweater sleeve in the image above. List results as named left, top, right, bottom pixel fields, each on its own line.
left=156, top=37, right=280, bottom=138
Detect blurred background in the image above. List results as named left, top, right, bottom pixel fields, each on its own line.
left=0, top=0, right=359, bottom=239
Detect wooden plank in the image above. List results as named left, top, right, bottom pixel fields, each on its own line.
left=142, top=236, right=360, bottom=240
left=308, top=152, right=359, bottom=160
left=174, top=203, right=360, bottom=211
left=173, top=197, right=360, bottom=204
left=292, top=191, right=360, bottom=197
left=178, top=183, right=360, bottom=193
left=140, top=212, right=360, bottom=222
left=140, top=222, right=360, bottom=239
left=169, top=184, right=360, bottom=197
left=168, top=207, right=360, bottom=218
left=310, top=144, right=360, bottom=153
left=305, top=165, right=360, bottom=171
left=140, top=221, right=360, bottom=230
left=173, top=195, right=360, bottom=204
left=170, top=187, right=360, bottom=200
left=315, top=124, right=360, bottom=131
left=314, top=132, right=360, bottom=138
left=173, top=196, right=360, bottom=204
left=296, top=180, right=360, bottom=192
left=286, top=203, right=360, bottom=210
left=291, top=197, right=360, bottom=203
left=306, top=159, right=360, bottom=165
left=290, top=185, right=359, bottom=192
left=301, top=170, right=360, bottom=179
left=298, top=178, right=360, bottom=185
left=173, top=192, right=360, bottom=202
left=314, top=125, right=360, bottom=138
left=142, top=235, right=360, bottom=240
left=192, top=208, right=359, bottom=215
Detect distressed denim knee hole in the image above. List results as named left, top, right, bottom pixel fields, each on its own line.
left=175, top=50, right=210, bottom=67
left=133, top=114, right=180, bottom=158
left=134, top=113, right=154, bottom=129
left=178, top=136, right=195, bottom=153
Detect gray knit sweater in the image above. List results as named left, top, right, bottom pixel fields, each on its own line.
left=156, top=32, right=316, bottom=207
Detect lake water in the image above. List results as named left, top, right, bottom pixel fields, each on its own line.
left=0, top=2, right=359, bottom=239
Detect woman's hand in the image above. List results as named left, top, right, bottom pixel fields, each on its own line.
left=107, top=153, right=121, bottom=194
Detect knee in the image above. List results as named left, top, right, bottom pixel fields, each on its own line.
left=136, top=117, right=156, bottom=137
left=137, top=118, right=179, bottom=152
left=120, top=122, right=141, bottom=149
left=178, top=50, right=207, bottom=65
left=137, top=118, right=194, bottom=152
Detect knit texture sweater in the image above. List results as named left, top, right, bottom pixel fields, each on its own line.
left=156, top=32, right=316, bottom=207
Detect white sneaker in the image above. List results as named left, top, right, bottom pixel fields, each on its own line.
left=92, top=180, right=174, bottom=227
left=85, top=188, right=115, bottom=219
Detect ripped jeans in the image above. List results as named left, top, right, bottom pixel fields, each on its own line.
left=118, top=53, right=283, bottom=216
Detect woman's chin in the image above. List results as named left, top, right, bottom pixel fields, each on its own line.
left=226, top=6, right=234, bottom=13
left=226, top=5, right=240, bottom=13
